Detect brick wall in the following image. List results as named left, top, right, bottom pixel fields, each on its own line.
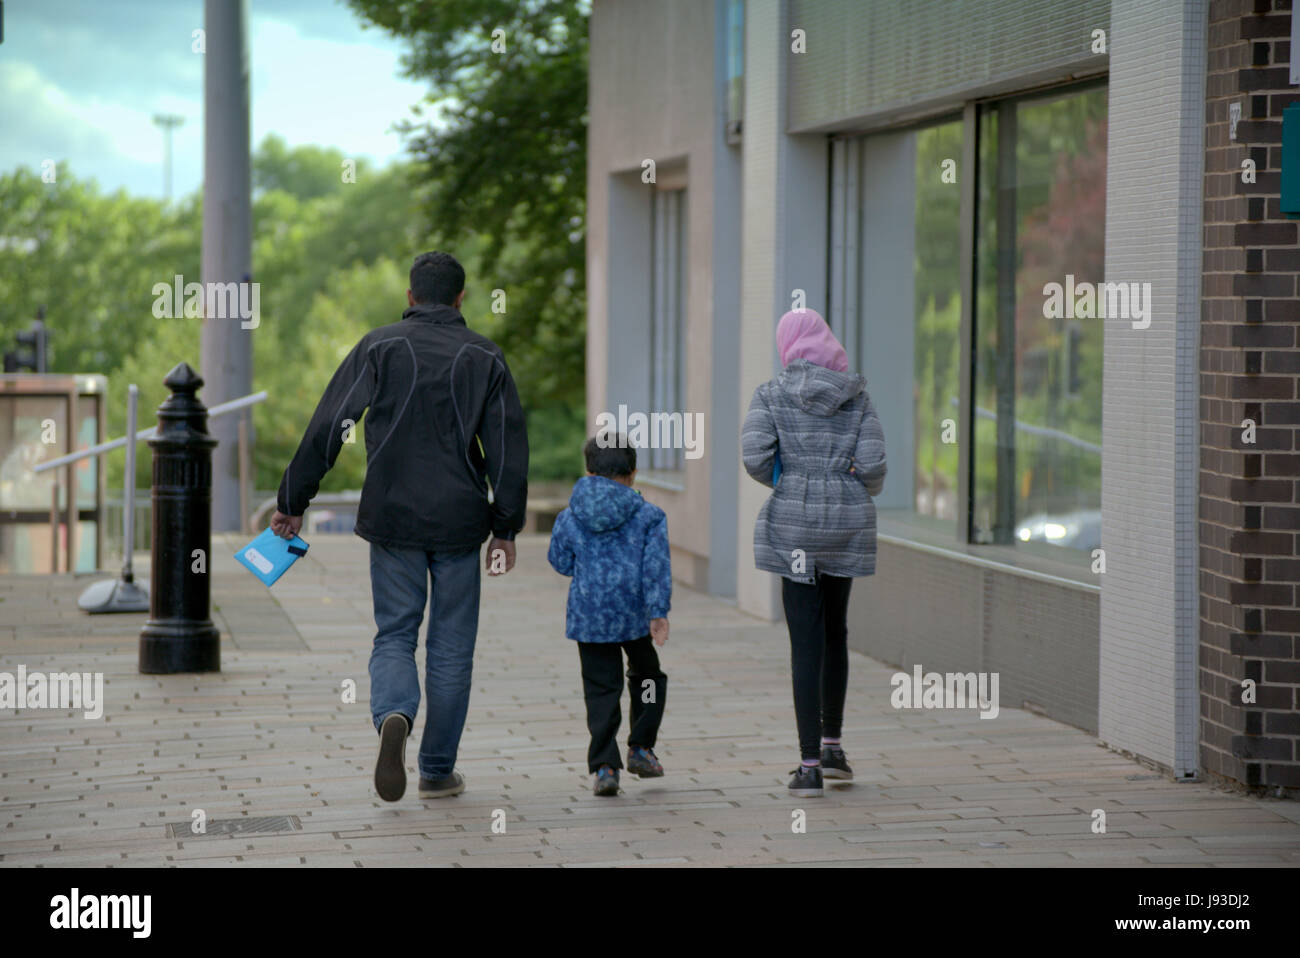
left=1202, top=0, right=1300, bottom=794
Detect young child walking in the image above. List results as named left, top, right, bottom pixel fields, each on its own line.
left=547, top=434, right=672, bottom=796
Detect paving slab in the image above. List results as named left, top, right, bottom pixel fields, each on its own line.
left=2, top=534, right=1298, bottom=867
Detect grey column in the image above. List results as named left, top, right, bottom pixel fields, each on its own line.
left=201, top=0, right=253, bottom=532
left=1098, top=0, right=1206, bottom=779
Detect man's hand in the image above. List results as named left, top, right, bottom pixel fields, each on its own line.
left=650, top=617, right=669, bottom=647
left=486, top=537, right=516, bottom=576
left=270, top=511, right=303, bottom=539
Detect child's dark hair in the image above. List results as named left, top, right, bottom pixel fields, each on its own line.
left=584, top=432, right=636, bottom=478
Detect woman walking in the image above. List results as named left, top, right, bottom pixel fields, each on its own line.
left=741, top=309, right=887, bottom=798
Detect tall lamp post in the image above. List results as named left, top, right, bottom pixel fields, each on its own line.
left=152, top=113, right=185, bottom=203
left=201, top=0, right=252, bottom=532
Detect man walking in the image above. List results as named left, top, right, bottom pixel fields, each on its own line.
left=270, top=251, right=528, bottom=801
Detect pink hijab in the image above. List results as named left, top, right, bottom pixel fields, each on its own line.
left=776, top=309, right=848, bottom=372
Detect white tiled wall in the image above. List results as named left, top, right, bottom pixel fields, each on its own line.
left=1098, top=0, right=1206, bottom=778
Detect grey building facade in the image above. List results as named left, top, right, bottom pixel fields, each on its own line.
left=588, top=0, right=1300, bottom=792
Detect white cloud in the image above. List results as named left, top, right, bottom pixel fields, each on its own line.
left=249, top=17, right=427, bottom=168
left=0, top=61, right=136, bottom=173
left=0, top=5, right=428, bottom=199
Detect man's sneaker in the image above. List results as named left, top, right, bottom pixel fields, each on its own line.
left=593, top=766, right=620, bottom=796
left=627, top=746, right=664, bottom=778
left=418, top=771, right=466, bottom=799
left=820, top=745, right=853, bottom=780
left=374, top=713, right=409, bottom=802
left=788, top=764, right=824, bottom=798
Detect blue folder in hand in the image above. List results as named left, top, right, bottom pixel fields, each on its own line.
left=235, top=527, right=309, bottom=587
left=772, top=449, right=782, bottom=486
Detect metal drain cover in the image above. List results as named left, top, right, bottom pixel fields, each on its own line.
left=166, top=815, right=303, bottom=839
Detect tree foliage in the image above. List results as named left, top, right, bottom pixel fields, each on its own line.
left=1, top=128, right=586, bottom=505
left=253, top=133, right=363, bottom=202
left=4, top=2, right=595, bottom=497
left=345, top=0, right=590, bottom=409
left=0, top=168, right=201, bottom=375
left=971, top=86, right=1108, bottom=535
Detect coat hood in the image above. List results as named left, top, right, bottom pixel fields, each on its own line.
left=778, top=358, right=866, bottom=417
left=568, top=475, right=644, bottom=533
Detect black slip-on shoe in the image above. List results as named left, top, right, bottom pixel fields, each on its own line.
left=374, top=713, right=409, bottom=802
left=788, top=764, right=824, bottom=798
left=820, top=746, right=854, bottom=780
left=418, top=771, right=466, bottom=799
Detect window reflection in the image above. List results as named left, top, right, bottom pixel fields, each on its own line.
left=973, top=84, right=1107, bottom=550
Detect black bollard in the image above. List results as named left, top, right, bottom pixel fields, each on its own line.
left=139, top=362, right=221, bottom=673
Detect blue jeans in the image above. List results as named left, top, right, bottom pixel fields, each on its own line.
left=368, top=542, right=481, bottom=779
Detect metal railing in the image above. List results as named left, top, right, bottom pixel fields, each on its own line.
left=34, top=388, right=268, bottom=573
left=34, top=390, right=268, bottom=473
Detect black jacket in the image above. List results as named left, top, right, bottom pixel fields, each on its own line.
left=276, top=303, right=529, bottom=551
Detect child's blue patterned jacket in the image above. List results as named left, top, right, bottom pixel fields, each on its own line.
left=546, top=475, right=672, bottom=643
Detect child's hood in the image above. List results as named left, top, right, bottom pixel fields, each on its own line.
left=778, top=358, right=866, bottom=417
left=567, top=475, right=644, bottom=533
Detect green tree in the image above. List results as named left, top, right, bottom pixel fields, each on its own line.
left=253, top=133, right=359, bottom=202
left=5, top=127, right=588, bottom=529
left=344, top=0, right=590, bottom=412
left=0, top=168, right=200, bottom=376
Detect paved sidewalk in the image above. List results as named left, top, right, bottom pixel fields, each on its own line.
left=2, top=534, right=1298, bottom=867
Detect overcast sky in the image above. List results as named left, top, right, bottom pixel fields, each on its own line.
left=0, top=0, right=428, bottom=199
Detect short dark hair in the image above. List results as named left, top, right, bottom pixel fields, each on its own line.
left=584, top=433, right=636, bottom=478
left=410, top=251, right=465, bottom=306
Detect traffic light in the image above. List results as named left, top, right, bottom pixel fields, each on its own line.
left=3, top=317, right=49, bottom=372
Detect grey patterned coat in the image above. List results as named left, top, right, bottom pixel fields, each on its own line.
left=741, top=359, right=887, bottom=583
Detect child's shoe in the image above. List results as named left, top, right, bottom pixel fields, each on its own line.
left=820, top=745, right=853, bottom=780
left=594, top=765, right=620, bottom=796
left=627, top=746, right=664, bottom=778
left=788, top=764, right=824, bottom=798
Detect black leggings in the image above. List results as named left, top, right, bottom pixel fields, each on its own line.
left=781, top=574, right=852, bottom=760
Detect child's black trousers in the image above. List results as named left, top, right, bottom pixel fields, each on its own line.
left=577, top=635, right=667, bottom=773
